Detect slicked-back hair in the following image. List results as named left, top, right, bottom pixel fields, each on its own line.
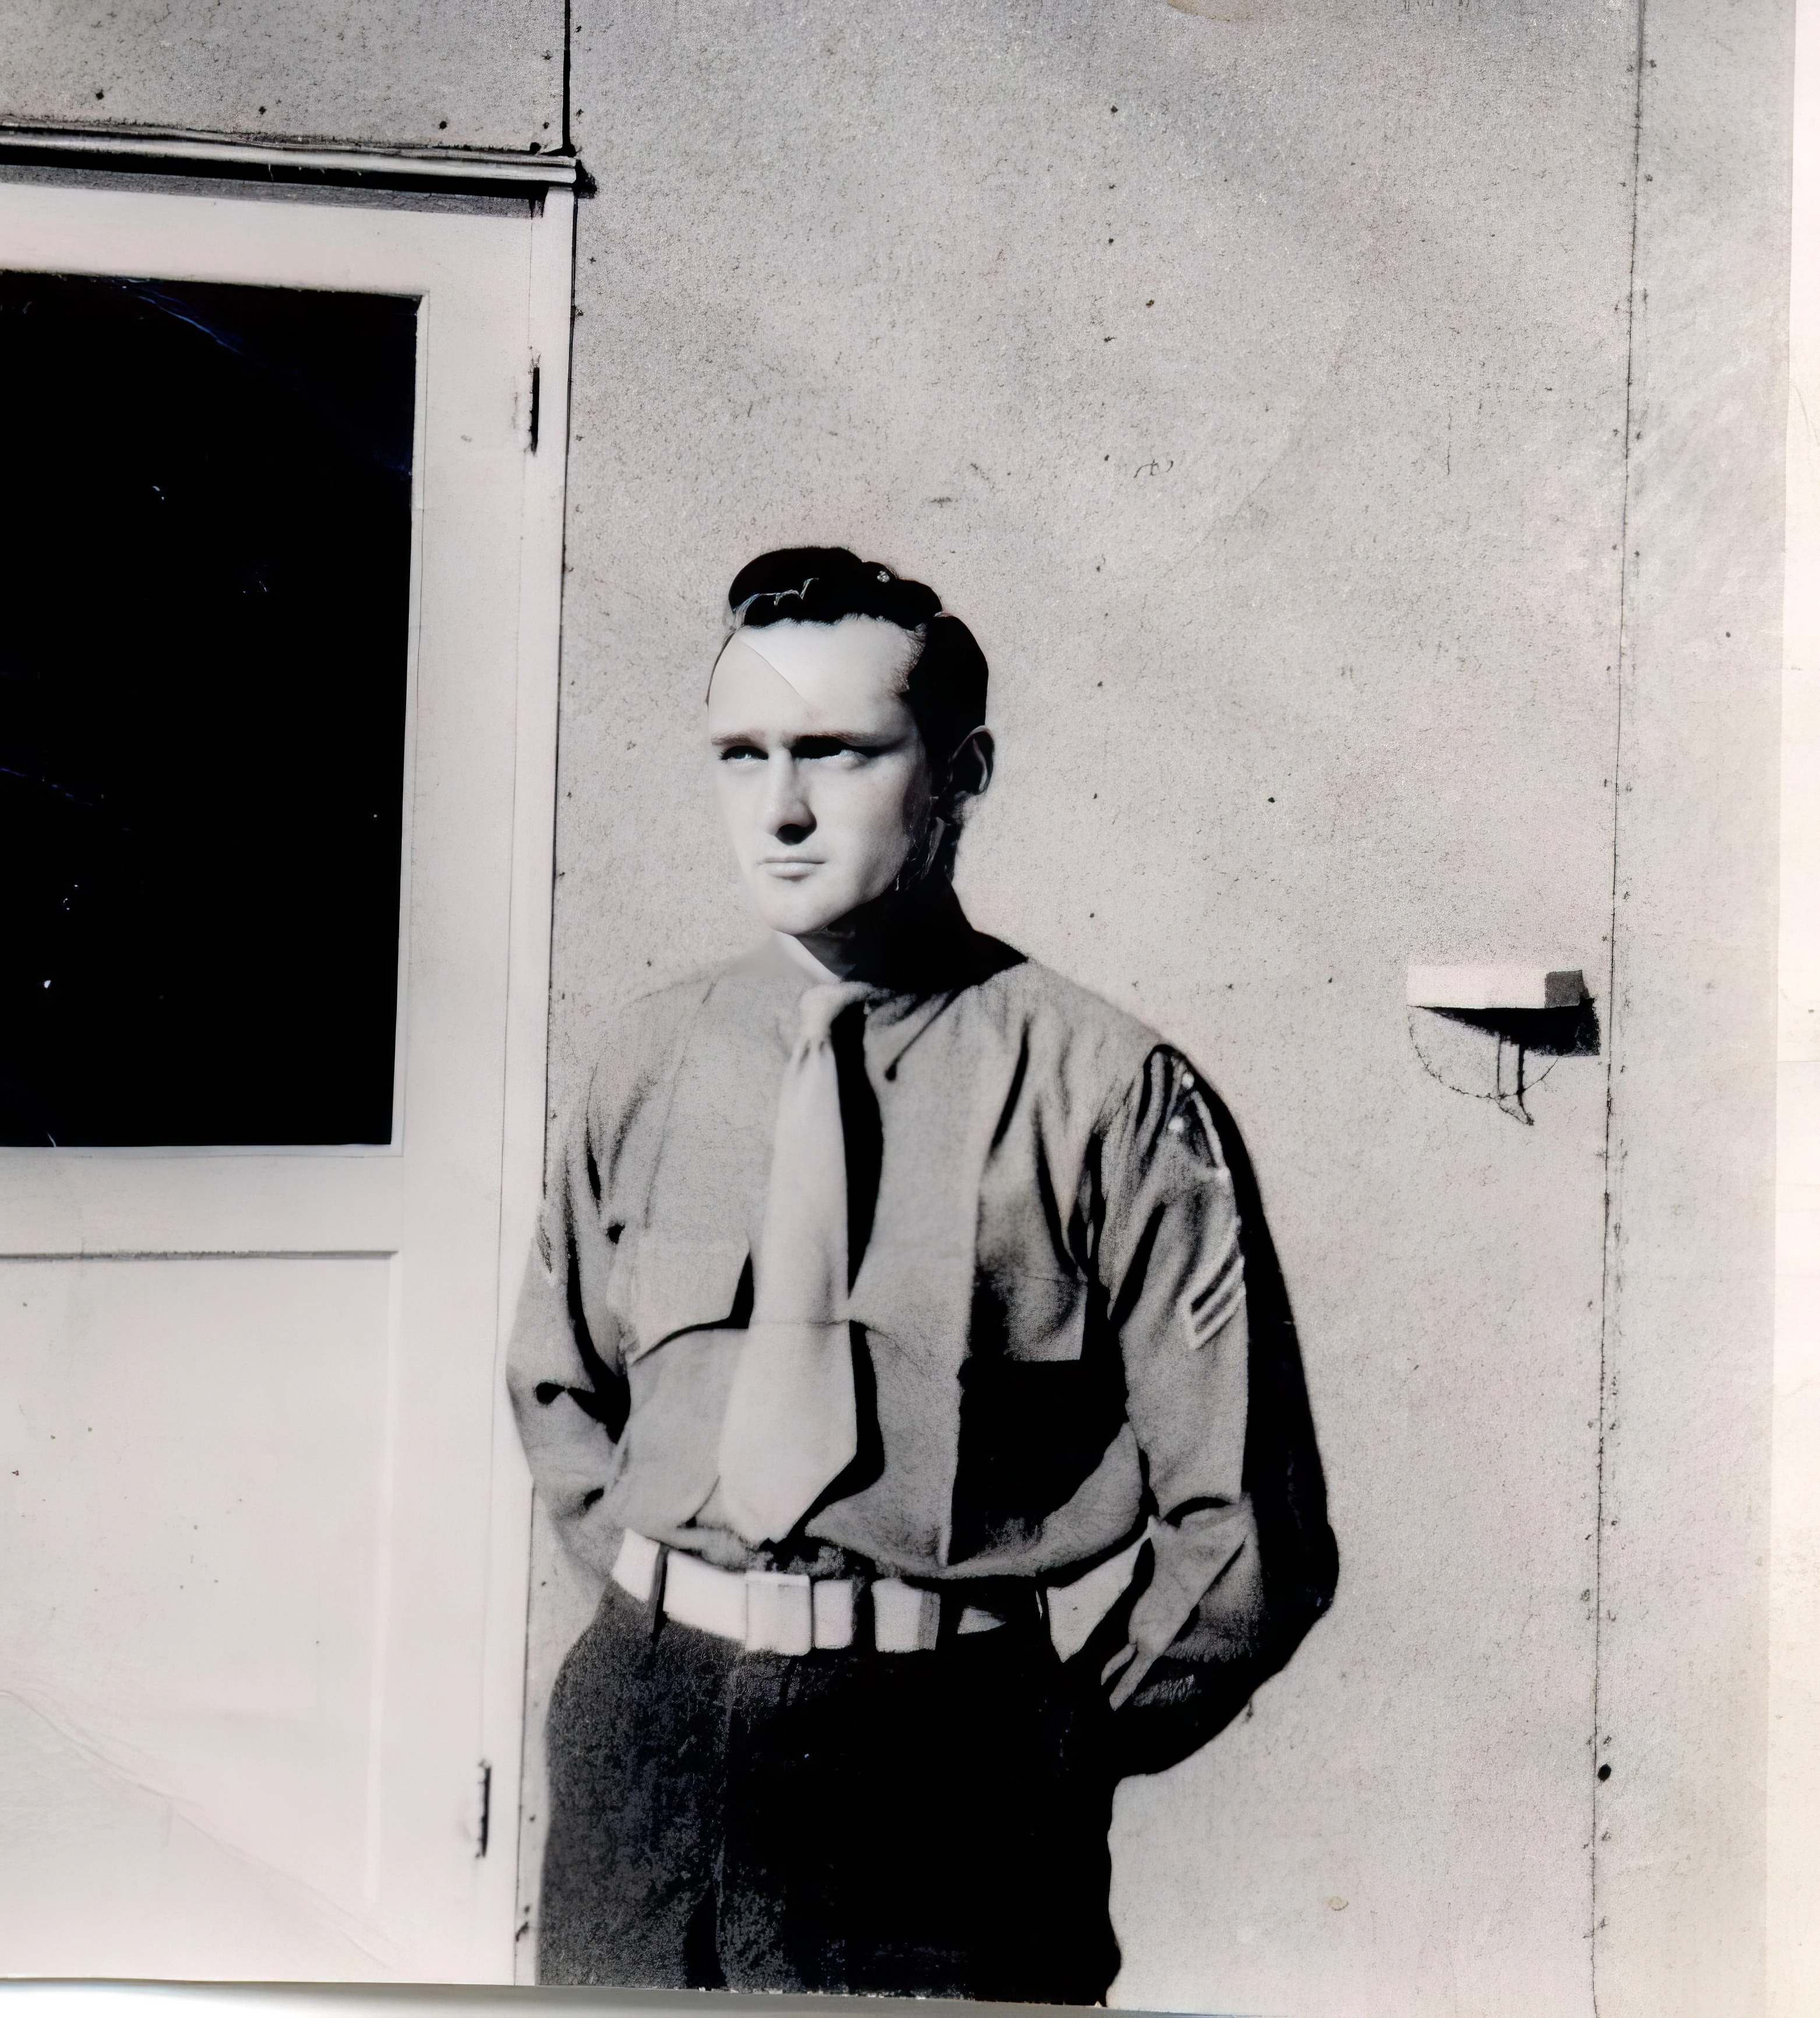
left=726, top=546, right=988, bottom=773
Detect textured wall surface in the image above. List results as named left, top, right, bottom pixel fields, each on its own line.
left=538, top=3, right=1641, bottom=2011
left=0, top=0, right=565, bottom=153
left=1595, top=1, right=1788, bottom=2012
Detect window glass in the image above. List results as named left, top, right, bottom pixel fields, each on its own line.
left=0, top=273, right=417, bottom=1146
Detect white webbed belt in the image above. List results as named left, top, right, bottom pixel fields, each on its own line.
left=612, top=1530, right=1010, bottom=1656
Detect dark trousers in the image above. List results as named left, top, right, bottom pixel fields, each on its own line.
left=538, top=1579, right=1121, bottom=2002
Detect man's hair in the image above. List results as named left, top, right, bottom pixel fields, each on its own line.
left=726, top=546, right=988, bottom=771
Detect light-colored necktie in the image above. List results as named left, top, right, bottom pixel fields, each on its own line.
left=718, top=980, right=872, bottom=1544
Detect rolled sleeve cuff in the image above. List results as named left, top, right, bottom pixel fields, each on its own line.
left=1107, top=1497, right=1262, bottom=1708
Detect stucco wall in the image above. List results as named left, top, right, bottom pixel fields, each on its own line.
left=0, top=0, right=564, bottom=153
left=1595, top=1, right=1788, bottom=2009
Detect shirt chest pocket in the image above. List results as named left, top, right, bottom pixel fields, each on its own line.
left=969, top=1266, right=1089, bottom=1364
left=613, top=1232, right=753, bottom=1364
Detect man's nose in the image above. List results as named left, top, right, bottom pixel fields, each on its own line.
left=761, top=753, right=814, bottom=840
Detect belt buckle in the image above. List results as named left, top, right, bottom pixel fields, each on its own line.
left=745, top=1570, right=813, bottom=1655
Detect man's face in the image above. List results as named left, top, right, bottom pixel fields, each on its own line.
left=708, top=617, right=933, bottom=941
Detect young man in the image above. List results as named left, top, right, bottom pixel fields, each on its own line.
left=510, top=548, right=1336, bottom=2002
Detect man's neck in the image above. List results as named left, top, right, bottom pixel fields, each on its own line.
left=774, top=932, right=846, bottom=983
left=788, top=880, right=974, bottom=989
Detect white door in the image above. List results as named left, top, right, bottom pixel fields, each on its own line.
left=0, top=158, right=568, bottom=1981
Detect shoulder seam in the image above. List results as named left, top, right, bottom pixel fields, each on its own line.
left=1002, top=957, right=1165, bottom=1052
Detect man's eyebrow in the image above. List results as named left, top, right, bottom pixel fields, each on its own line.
left=708, top=726, right=901, bottom=749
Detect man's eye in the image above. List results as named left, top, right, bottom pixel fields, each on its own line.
left=718, top=745, right=765, bottom=763
left=794, top=737, right=862, bottom=761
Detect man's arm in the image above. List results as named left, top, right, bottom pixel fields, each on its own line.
left=506, top=1070, right=635, bottom=1588
left=1090, top=1045, right=1339, bottom=1776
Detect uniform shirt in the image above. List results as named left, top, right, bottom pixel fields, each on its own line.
left=510, top=912, right=1288, bottom=1682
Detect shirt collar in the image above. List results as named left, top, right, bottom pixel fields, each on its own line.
left=738, top=889, right=1024, bottom=1072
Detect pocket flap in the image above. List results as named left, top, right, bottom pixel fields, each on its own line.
left=619, top=1234, right=752, bottom=1363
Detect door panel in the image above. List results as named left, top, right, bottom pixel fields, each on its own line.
left=0, top=1257, right=392, bottom=1912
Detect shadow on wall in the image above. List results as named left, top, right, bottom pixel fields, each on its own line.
left=1409, top=1000, right=1603, bottom=1127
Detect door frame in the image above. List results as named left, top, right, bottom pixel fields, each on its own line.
left=0, top=130, right=573, bottom=1980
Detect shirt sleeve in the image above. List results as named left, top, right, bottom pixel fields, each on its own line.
left=1094, top=1045, right=1266, bottom=1705
left=506, top=1063, right=636, bottom=1587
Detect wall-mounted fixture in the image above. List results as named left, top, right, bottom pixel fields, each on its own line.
left=1406, top=965, right=1586, bottom=1012
left=1406, top=963, right=1598, bottom=1124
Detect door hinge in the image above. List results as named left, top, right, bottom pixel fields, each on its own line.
left=527, top=358, right=542, bottom=454
left=477, top=1759, right=493, bottom=1858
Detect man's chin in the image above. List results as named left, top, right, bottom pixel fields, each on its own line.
left=747, top=888, right=858, bottom=940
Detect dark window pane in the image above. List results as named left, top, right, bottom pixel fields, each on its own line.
left=0, top=273, right=417, bottom=1147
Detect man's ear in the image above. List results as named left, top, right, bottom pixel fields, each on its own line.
left=941, top=728, right=994, bottom=810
